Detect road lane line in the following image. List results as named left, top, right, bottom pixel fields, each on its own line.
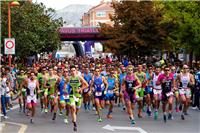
left=5, top=121, right=27, bottom=133
left=0, top=123, right=6, bottom=131
left=103, top=124, right=148, bottom=133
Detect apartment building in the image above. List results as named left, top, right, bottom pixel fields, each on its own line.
left=82, top=0, right=115, bottom=27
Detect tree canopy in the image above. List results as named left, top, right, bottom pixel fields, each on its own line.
left=161, top=1, right=200, bottom=57
left=1, top=1, right=64, bottom=58
left=99, top=1, right=166, bottom=57
left=100, top=1, right=200, bottom=59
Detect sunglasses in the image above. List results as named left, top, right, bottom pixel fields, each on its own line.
left=183, top=68, right=188, bottom=69
left=165, top=69, right=170, bottom=71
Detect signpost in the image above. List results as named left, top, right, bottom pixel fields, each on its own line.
left=4, top=38, right=15, bottom=55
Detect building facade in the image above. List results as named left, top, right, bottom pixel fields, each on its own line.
left=82, top=0, right=114, bottom=27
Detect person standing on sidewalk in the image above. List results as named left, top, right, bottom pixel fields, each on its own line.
left=1, top=72, right=9, bottom=119
left=193, top=70, right=200, bottom=110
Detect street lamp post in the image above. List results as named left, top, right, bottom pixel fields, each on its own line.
left=8, top=1, right=20, bottom=66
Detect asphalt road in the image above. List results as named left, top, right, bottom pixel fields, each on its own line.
left=1, top=103, right=200, bottom=133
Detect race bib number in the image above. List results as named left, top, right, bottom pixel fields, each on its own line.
left=128, top=83, right=132, bottom=88
left=50, top=95, right=55, bottom=99
left=63, top=95, right=69, bottom=100
left=95, top=91, right=102, bottom=96
left=84, top=88, right=89, bottom=93
left=166, top=91, right=173, bottom=97
left=107, top=90, right=113, bottom=94
left=73, top=95, right=79, bottom=102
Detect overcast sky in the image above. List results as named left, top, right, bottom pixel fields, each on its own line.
left=32, top=0, right=103, bottom=10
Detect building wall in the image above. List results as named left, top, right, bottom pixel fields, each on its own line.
left=82, top=1, right=114, bottom=27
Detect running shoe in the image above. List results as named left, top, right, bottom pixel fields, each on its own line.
left=97, top=118, right=103, bottom=122
left=192, top=106, right=198, bottom=110
left=138, top=114, right=142, bottom=118
left=147, top=109, right=152, bottom=117
left=4, top=116, right=9, bottom=119
left=179, top=105, right=182, bottom=111
left=163, top=114, right=167, bottom=123
left=131, top=119, right=136, bottom=125
left=59, top=111, right=63, bottom=116
left=73, top=126, right=77, bottom=131
left=107, top=114, right=112, bottom=119
left=168, top=113, right=173, bottom=120
left=176, top=107, right=180, bottom=112
left=123, top=106, right=126, bottom=111
left=64, top=118, right=69, bottom=124
left=181, top=114, right=185, bottom=120
left=52, top=113, right=56, bottom=121
left=30, top=118, right=33, bottom=123
left=184, top=112, right=189, bottom=115
left=44, top=108, right=48, bottom=113
left=154, top=111, right=158, bottom=120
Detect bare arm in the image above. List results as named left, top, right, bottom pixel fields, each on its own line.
left=102, top=76, right=108, bottom=91
left=90, top=76, right=94, bottom=91
left=36, top=80, right=40, bottom=93
left=172, top=78, right=177, bottom=91
left=78, top=76, right=89, bottom=92
left=113, top=78, right=119, bottom=92
left=190, top=74, right=195, bottom=85
left=134, top=75, right=142, bottom=90
left=44, top=77, right=49, bottom=89
left=121, top=78, right=126, bottom=92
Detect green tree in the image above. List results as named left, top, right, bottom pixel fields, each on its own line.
left=1, top=1, right=63, bottom=59
left=161, top=1, right=200, bottom=61
left=99, top=1, right=166, bottom=57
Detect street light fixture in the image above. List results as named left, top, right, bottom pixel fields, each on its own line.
left=8, top=1, right=20, bottom=66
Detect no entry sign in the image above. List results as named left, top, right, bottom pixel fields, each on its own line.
left=4, top=38, right=15, bottom=55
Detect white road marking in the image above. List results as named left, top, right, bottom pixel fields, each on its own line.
left=0, top=123, right=6, bottom=131
left=103, top=124, right=148, bottom=133
left=5, top=121, right=28, bottom=133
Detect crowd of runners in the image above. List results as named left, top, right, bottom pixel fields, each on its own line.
left=1, top=56, right=200, bottom=131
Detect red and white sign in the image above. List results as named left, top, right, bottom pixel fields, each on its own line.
left=4, top=38, right=15, bottom=55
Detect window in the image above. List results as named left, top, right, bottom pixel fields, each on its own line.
left=96, top=11, right=106, bottom=17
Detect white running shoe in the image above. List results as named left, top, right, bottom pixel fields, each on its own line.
left=64, top=118, right=68, bottom=124
left=192, top=106, right=198, bottom=110
left=4, top=116, right=9, bottom=119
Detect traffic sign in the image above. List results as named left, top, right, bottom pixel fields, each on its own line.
left=4, top=38, right=15, bottom=55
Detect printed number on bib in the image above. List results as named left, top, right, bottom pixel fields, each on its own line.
left=166, top=92, right=173, bottom=97
left=84, top=88, right=89, bottom=93
left=107, top=90, right=113, bottom=94
left=73, top=96, right=79, bottom=102
left=95, top=91, right=102, bottom=96
left=63, top=95, right=69, bottom=99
